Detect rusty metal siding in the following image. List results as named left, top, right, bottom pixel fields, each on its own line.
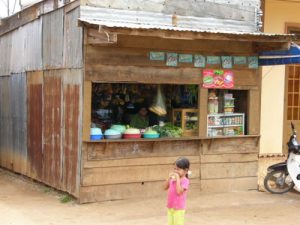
left=43, top=9, right=64, bottom=69
left=64, top=7, right=83, bottom=68
left=10, top=73, right=27, bottom=174
left=0, top=33, right=12, bottom=76
left=26, top=69, right=82, bottom=196
left=63, top=84, right=80, bottom=194
left=27, top=71, right=43, bottom=179
left=43, top=70, right=63, bottom=188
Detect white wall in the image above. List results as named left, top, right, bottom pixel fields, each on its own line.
left=260, top=0, right=300, bottom=154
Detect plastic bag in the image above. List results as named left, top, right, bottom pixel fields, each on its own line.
left=149, top=85, right=167, bottom=116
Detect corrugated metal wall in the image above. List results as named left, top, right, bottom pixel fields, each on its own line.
left=28, top=69, right=82, bottom=195
left=43, top=9, right=64, bottom=69
left=0, top=74, right=27, bottom=174
left=0, top=8, right=82, bottom=74
left=0, top=6, right=83, bottom=196
left=0, top=33, right=12, bottom=76
left=64, top=7, right=83, bottom=68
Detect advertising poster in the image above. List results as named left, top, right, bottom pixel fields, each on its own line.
left=194, top=55, right=206, bottom=68
left=166, top=53, right=178, bottom=66
left=202, top=69, right=234, bottom=89
left=149, top=52, right=165, bottom=61
left=179, top=54, right=193, bottom=63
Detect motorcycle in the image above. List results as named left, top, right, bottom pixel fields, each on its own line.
left=264, top=122, right=300, bottom=194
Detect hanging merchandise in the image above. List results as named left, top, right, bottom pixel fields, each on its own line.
left=208, top=90, right=218, bottom=114
left=149, top=85, right=167, bottom=116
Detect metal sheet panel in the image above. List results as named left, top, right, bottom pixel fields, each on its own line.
left=43, top=70, right=62, bottom=188
left=0, top=76, right=13, bottom=169
left=64, top=7, right=83, bottom=68
left=0, top=74, right=27, bottom=174
left=10, top=28, right=25, bottom=73
left=10, top=73, right=27, bottom=174
left=43, top=9, right=64, bottom=69
left=0, top=33, right=12, bottom=76
left=24, top=19, right=43, bottom=71
left=79, top=6, right=262, bottom=34
left=27, top=71, right=43, bottom=179
left=83, top=0, right=261, bottom=32
left=62, top=69, right=82, bottom=195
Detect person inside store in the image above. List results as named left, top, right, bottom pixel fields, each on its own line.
left=129, top=103, right=150, bottom=129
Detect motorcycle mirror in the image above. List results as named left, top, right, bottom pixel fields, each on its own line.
left=291, top=122, right=295, bottom=130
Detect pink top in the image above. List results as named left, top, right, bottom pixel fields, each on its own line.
left=167, top=177, right=189, bottom=210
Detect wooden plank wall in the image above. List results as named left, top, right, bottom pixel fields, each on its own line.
left=80, top=137, right=259, bottom=203
left=81, top=31, right=261, bottom=202
left=200, top=137, right=259, bottom=192
left=80, top=140, right=201, bottom=203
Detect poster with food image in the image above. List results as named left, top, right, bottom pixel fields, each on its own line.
left=202, top=69, right=234, bottom=89
left=166, top=53, right=178, bottom=66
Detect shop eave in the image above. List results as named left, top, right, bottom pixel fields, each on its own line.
left=79, top=20, right=295, bottom=45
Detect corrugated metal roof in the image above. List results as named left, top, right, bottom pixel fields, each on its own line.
left=79, top=6, right=294, bottom=39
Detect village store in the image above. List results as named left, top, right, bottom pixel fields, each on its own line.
left=0, top=1, right=294, bottom=203
left=78, top=10, right=293, bottom=203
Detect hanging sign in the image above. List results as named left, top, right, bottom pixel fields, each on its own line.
left=202, top=69, right=234, bottom=89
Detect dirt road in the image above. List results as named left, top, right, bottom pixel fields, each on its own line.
left=1, top=167, right=300, bottom=225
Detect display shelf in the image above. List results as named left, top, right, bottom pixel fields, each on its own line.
left=172, top=108, right=198, bottom=136
left=207, top=113, right=244, bottom=137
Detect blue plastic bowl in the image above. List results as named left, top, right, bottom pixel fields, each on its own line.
left=143, top=133, right=160, bottom=139
left=90, top=134, right=103, bottom=140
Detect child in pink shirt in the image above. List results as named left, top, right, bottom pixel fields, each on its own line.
left=164, top=157, right=190, bottom=225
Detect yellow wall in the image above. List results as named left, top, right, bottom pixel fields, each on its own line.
left=260, top=0, right=300, bottom=154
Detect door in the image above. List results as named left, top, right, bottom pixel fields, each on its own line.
left=283, top=26, right=300, bottom=153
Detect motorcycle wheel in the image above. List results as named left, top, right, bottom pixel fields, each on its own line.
left=264, top=170, right=294, bottom=194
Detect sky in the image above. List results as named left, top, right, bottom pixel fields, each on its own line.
left=0, top=0, right=37, bottom=18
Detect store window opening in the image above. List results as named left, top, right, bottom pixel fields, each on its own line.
left=207, top=89, right=248, bottom=137
left=91, top=83, right=199, bottom=140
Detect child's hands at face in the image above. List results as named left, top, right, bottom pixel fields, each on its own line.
left=169, top=172, right=179, bottom=180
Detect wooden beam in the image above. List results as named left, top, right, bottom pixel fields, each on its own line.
left=86, top=26, right=117, bottom=45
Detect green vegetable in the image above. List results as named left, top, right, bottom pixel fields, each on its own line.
left=152, top=123, right=183, bottom=137
left=203, top=76, right=213, bottom=84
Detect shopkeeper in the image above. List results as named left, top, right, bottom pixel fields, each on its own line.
left=130, top=104, right=150, bottom=129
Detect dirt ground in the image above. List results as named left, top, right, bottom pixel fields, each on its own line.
left=1, top=168, right=300, bottom=225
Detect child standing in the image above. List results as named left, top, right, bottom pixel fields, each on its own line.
left=164, top=157, right=190, bottom=225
